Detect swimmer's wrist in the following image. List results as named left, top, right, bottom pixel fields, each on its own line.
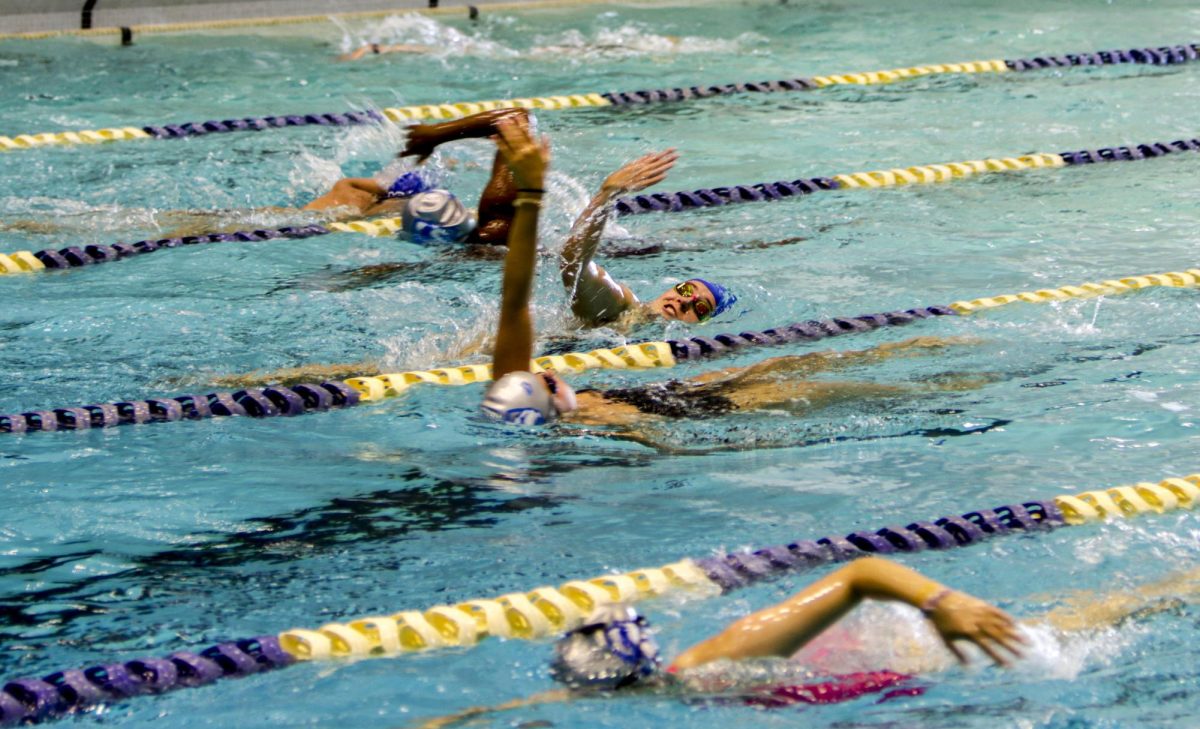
left=919, top=587, right=955, bottom=617
left=514, top=192, right=543, bottom=209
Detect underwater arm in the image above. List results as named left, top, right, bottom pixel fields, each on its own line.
left=671, top=557, right=1024, bottom=670
left=687, top=336, right=981, bottom=386
left=560, top=150, right=677, bottom=325
left=490, top=116, right=549, bottom=380
left=410, top=689, right=572, bottom=729
left=1037, top=565, right=1200, bottom=633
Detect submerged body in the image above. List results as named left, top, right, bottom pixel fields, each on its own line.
left=560, top=337, right=963, bottom=429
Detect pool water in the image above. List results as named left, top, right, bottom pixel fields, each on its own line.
left=2, top=0, right=1200, bottom=726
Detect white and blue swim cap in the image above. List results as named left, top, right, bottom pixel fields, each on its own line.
left=550, top=605, right=661, bottom=690
left=401, top=189, right=477, bottom=245
left=480, top=371, right=556, bottom=425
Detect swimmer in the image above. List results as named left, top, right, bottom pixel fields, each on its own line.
left=414, top=559, right=1200, bottom=727
left=482, top=113, right=981, bottom=433
left=411, top=556, right=1023, bottom=728
left=338, top=42, right=432, bottom=61
left=303, top=107, right=532, bottom=244
left=337, top=36, right=684, bottom=62
left=559, top=148, right=741, bottom=327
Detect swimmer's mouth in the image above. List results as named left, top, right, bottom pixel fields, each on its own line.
left=662, top=302, right=676, bottom=317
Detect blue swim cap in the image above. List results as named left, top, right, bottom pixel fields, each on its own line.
left=692, top=278, right=737, bottom=318
left=386, top=171, right=431, bottom=199
left=550, top=605, right=660, bottom=690
left=401, top=190, right=477, bottom=245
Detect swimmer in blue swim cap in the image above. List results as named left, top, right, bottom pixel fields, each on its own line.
left=558, top=149, right=739, bottom=326
left=304, top=108, right=533, bottom=244
left=413, top=556, right=1038, bottom=727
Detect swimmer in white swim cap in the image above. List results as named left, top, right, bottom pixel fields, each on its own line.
left=400, top=189, right=478, bottom=245
left=481, top=370, right=573, bottom=425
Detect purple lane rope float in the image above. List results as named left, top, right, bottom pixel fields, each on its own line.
left=1, top=471, right=1194, bottom=725
left=1, top=43, right=1196, bottom=151
left=2, top=137, right=1197, bottom=277
left=1, top=268, right=1197, bottom=436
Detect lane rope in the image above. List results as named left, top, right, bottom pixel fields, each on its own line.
left=613, top=138, right=1200, bottom=216
left=1, top=471, right=1195, bottom=724
left=2, top=267, right=1197, bottom=435
left=3, top=137, right=1197, bottom=277
left=2, top=44, right=1196, bottom=151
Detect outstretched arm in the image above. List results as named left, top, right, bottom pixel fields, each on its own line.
left=410, top=689, right=571, bottom=729
left=560, top=149, right=677, bottom=325
left=402, top=108, right=530, bottom=162
left=490, top=116, right=550, bottom=380
left=687, top=336, right=980, bottom=386
left=671, top=557, right=1024, bottom=671
left=339, top=43, right=433, bottom=61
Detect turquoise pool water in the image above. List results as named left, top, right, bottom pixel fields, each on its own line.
left=2, top=0, right=1200, bottom=726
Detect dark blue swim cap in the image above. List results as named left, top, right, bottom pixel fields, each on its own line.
left=692, top=278, right=737, bottom=317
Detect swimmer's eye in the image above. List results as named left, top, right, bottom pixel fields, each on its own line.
left=673, top=281, right=713, bottom=321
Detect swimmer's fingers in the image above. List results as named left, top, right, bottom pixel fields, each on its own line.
left=603, top=148, right=678, bottom=194
left=941, top=636, right=968, bottom=665
left=494, top=116, right=537, bottom=159
left=401, top=125, right=437, bottom=162
left=973, top=636, right=1012, bottom=667
left=949, top=621, right=1024, bottom=668
left=494, top=117, right=550, bottom=188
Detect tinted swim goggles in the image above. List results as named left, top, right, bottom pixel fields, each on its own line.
left=674, top=280, right=714, bottom=322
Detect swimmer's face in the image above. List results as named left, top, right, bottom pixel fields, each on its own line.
left=648, top=280, right=717, bottom=323
left=539, top=371, right=578, bottom=415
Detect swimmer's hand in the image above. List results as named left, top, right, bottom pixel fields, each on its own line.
left=600, top=148, right=678, bottom=197
left=925, top=590, right=1026, bottom=667
left=401, top=124, right=442, bottom=162
left=493, top=115, right=550, bottom=189
left=402, top=109, right=530, bottom=162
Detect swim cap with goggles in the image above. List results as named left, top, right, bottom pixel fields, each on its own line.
left=480, top=371, right=557, bottom=425
left=692, top=278, right=737, bottom=319
left=401, top=189, right=477, bottom=245
left=550, top=605, right=660, bottom=690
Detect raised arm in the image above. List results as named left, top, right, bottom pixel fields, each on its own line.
left=671, top=557, right=1024, bottom=671
left=490, top=116, right=550, bottom=380
left=402, top=108, right=530, bottom=162
left=560, top=149, right=677, bottom=325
